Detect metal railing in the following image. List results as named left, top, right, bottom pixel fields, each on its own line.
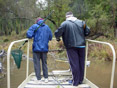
left=7, top=38, right=30, bottom=88
left=7, top=39, right=116, bottom=88
left=84, top=39, right=116, bottom=88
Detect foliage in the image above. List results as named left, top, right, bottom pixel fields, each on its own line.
left=84, top=0, right=117, bottom=37
left=0, top=0, right=117, bottom=62
left=88, top=41, right=117, bottom=61
left=0, top=18, right=34, bottom=35
left=44, top=0, right=72, bottom=27
left=0, top=0, right=117, bottom=37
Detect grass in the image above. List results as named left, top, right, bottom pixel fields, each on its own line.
left=88, top=37, right=117, bottom=61
left=0, top=34, right=117, bottom=61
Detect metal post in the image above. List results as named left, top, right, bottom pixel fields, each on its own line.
left=26, top=39, right=30, bottom=78
left=86, top=39, right=116, bottom=88
left=109, top=44, right=116, bottom=88
left=7, top=42, right=13, bottom=88
left=84, top=41, right=88, bottom=78
left=7, top=38, right=29, bottom=88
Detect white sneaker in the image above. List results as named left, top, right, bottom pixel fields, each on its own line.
left=35, top=80, right=42, bottom=84
left=78, top=84, right=90, bottom=88
left=44, top=78, right=48, bottom=83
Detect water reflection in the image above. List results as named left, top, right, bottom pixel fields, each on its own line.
left=0, top=55, right=116, bottom=88
left=86, top=60, right=117, bottom=88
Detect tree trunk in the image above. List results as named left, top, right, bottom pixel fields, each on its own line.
left=111, top=0, right=116, bottom=37
left=114, top=28, right=117, bottom=38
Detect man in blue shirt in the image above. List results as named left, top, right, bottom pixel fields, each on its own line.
left=27, top=18, right=52, bottom=83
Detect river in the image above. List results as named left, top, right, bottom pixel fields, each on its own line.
left=0, top=55, right=117, bottom=88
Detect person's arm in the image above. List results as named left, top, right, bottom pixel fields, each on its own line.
left=84, top=26, right=90, bottom=36
left=26, top=24, right=37, bottom=38
left=83, top=21, right=90, bottom=36
left=54, top=23, right=65, bottom=41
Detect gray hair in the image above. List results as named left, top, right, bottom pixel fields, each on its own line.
left=66, top=11, right=73, bottom=18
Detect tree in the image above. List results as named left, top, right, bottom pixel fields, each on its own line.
left=0, top=0, right=40, bottom=35
left=111, top=0, right=117, bottom=37
left=45, top=0, right=72, bottom=28
left=83, top=0, right=117, bottom=38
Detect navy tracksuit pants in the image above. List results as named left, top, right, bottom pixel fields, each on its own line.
left=67, top=47, right=85, bottom=86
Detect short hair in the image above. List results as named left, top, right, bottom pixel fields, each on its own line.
left=66, top=11, right=73, bottom=18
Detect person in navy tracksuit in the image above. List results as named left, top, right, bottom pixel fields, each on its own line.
left=55, top=12, right=90, bottom=87
left=27, top=18, right=52, bottom=82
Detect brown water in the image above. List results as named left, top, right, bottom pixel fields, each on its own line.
left=86, top=60, right=117, bottom=88
left=0, top=56, right=117, bottom=88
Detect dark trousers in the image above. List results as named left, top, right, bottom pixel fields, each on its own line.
left=67, top=47, right=85, bottom=86
left=33, top=52, right=48, bottom=80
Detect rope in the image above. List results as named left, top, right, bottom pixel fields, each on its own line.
left=51, top=72, right=65, bottom=88
left=51, top=71, right=72, bottom=88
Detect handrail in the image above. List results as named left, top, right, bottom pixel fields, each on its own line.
left=7, top=38, right=116, bottom=88
left=7, top=38, right=29, bottom=88
left=84, top=39, right=116, bottom=88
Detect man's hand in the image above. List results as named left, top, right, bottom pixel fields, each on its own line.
left=56, top=38, right=61, bottom=42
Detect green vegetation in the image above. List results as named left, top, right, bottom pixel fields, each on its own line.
left=88, top=39, right=117, bottom=61
left=0, top=0, right=117, bottom=37
left=0, top=0, right=117, bottom=61
left=0, top=35, right=117, bottom=61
